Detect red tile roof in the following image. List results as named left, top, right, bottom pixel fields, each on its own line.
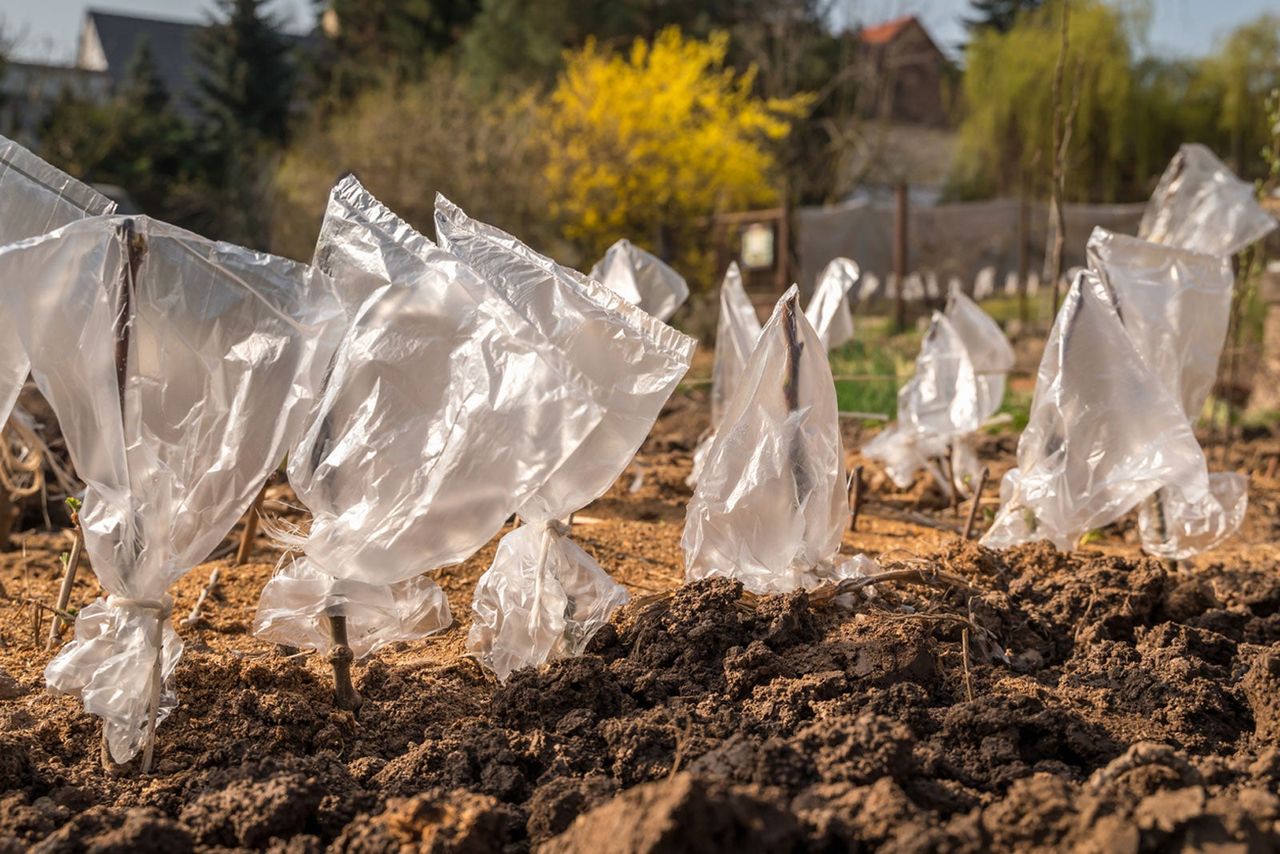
left=859, top=14, right=917, bottom=45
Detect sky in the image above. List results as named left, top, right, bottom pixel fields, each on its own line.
left=0, top=0, right=1275, bottom=64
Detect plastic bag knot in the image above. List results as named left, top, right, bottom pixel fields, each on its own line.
left=105, top=594, right=175, bottom=619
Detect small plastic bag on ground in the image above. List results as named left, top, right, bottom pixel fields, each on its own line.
left=0, top=136, right=116, bottom=426
left=435, top=197, right=696, bottom=680
left=0, top=215, right=334, bottom=763
left=1086, top=228, right=1245, bottom=558
left=684, top=287, right=876, bottom=593
left=805, top=257, right=859, bottom=351
left=589, top=238, right=689, bottom=322
left=982, top=272, right=1210, bottom=552
left=688, top=263, right=761, bottom=487
left=1139, top=143, right=1277, bottom=258
left=255, top=177, right=608, bottom=656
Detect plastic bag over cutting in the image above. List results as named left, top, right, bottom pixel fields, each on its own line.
left=982, top=271, right=1214, bottom=553
left=688, top=263, right=761, bottom=487
left=0, top=136, right=117, bottom=428
left=863, top=285, right=1011, bottom=495
left=255, top=176, right=609, bottom=657
left=1085, top=228, right=1244, bottom=558
left=589, top=238, right=690, bottom=322
left=1139, top=143, right=1277, bottom=258
left=0, top=216, right=335, bottom=764
left=805, top=257, right=859, bottom=351
left=435, top=196, right=696, bottom=681
left=684, top=286, right=876, bottom=594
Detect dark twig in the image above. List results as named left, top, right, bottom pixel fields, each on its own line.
left=962, top=467, right=989, bottom=541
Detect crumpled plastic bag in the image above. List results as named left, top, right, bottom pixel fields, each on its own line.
left=255, top=176, right=610, bottom=657
left=688, top=263, right=761, bottom=487
left=0, top=136, right=116, bottom=425
left=805, top=257, right=859, bottom=351
left=983, top=271, right=1212, bottom=552
left=1086, top=228, right=1244, bottom=558
left=1139, top=143, right=1277, bottom=257
left=684, top=286, right=877, bottom=593
left=863, top=285, right=1011, bottom=496
left=589, top=238, right=689, bottom=321
left=0, top=215, right=335, bottom=763
left=435, top=196, right=695, bottom=680
left=470, top=522, right=631, bottom=682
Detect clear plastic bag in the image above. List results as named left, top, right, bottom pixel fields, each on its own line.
left=0, top=136, right=117, bottom=426
left=1086, top=228, right=1244, bottom=558
left=0, top=215, right=335, bottom=763
left=805, top=257, right=859, bottom=351
left=684, top=287, right=876, bottom=593
left=589, top=238, right=689, bottom=322
left=688, top=263, right=762, bottom=487
left=863, top=285, right=1011, bottom=495
left=256, top=177, right=610, bottom=656
left=983, top=271, right=1210, bottom=552
left=1139, top=144, right=1277, bottom=258
left=435, top=196, right=695, bottom=679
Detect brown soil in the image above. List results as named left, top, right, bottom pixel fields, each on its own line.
left=2, top=391, right=1279, bottom=853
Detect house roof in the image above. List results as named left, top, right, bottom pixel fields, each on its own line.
left=859, top=15, right=918, bottom=46
left=84, top=10, right=206, bottom=112
left=80, top=8, right=313, bottom=117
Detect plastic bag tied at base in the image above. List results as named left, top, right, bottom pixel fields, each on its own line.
left=0, top=215, right=332, bottom=763
left=436, top=197, right=693, bottom=680
left=684, top=286, right=876, bottom=594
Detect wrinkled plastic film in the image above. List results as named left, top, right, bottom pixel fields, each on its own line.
left=436, top=197, right=695, bottom=679
left=0, top=216, right=333, bottom=762
left=983, top=272, right=1210, bottom=552
left=1085, top=228, right=1244, bottom=557
left=0, top=136, right=117, bottom=427
left=1139, top=144, right=1277, bottom=258
left=863, top=286, right=1011, bottom=494
left=589, top=238, right=690, bottom=322
left=685, top=287, right=874, bottom=594
left=805, top=257, right=859, bottom=351
left=256, top=177, right=609, bottom=655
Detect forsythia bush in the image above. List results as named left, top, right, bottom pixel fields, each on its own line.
left=545, top=27, right=810, bottom=283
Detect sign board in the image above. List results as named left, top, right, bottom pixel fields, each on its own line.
left=740, top=222, right=774, bottom=270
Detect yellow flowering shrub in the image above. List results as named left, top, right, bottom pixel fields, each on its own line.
left=545, top=27, right=809, bottom=284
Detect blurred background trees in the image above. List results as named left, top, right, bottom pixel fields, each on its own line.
left=8, top=0, right=1279, bottom=288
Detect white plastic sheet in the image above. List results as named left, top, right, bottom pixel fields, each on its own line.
left=0, top=215, right=335, bottom=763
left=684, top=287, right=876, bottom=593
left=1086, top=228, right=1245, bottom=558
left=435, top=196, right=695, bottom=681
left=805, top=257, right=859, bottom=351
left=0, top=136, right=116, bottom=426
left=1139, top=144, right=1277, bottom=257
left=688, top=263, right=761, bottom=487
left=589, top=238, right=689, bottom=321
left=863, top=285, right=1011, bottom=495
left=982, top=271, right=1214, bottom=553
left=255, top=177, right=609, bottom=657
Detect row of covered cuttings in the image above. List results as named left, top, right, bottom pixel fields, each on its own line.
left=0, top=135, right=1273, bottom=771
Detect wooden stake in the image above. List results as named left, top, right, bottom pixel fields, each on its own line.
left=848, top=464, right=864, bottom=531
left=782, top=294, right=810, bottom=497
left=234, top=483, right=267, bottom=565
left=46, top=512, right=84, bottom=649
left=1144, top=491, right=1178, bottom=572
left=893, top=182, right=909, bottom=333
left=327, top=613, right=362, bottom=713
left=962, top=467, right=989, bottom=541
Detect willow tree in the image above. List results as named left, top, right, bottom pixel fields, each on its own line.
left=951, top=0, right=1137, bottom=202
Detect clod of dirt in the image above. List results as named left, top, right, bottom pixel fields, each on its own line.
left=179, top=773, right=323, bottom=848
left=526, top=775, right=618, bottom=844
left=0, top=668, right=25, bottom=701
left=541, top=772, right=803, bottom=854
left=1242, top=651, right=1280, bottom=742
left=29, top=806, right=192, bottom=854
left=331, top=789, right=522, bottom=853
